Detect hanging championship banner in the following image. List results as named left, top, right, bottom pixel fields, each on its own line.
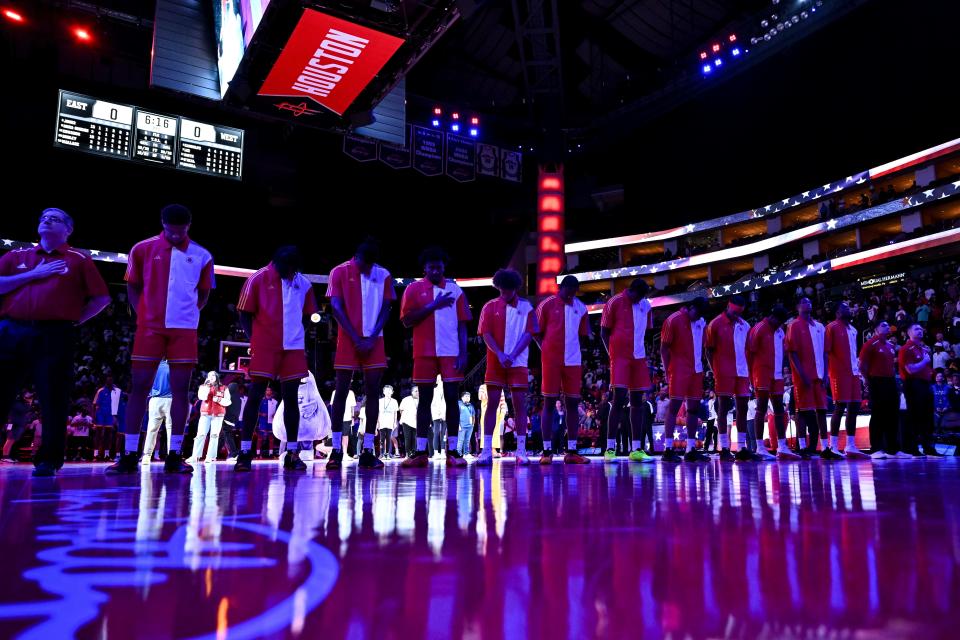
left=378, top=125, right=412, bottom=169
left=343, top=134, right=377, bottom=162
left=445, top=133, right=476, bottom=182
left=501, top=149, right=522, bottom=182
left=412, top=126, right=443, bottom=176
left=476, top=143, right=499, bottom=177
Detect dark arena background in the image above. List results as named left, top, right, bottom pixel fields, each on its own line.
left=1, top=1, right=960, bottom=638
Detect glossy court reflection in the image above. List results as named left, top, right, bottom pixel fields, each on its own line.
left=0, top=459, right=957, bottom=639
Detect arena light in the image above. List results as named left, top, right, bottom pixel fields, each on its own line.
left=732, top=48, right=741, bottom=56
left=72, top=26, right=93, bottom=42
left=3, top=9, right=24, bottom=23
left=712, top=43, right=720, bottom=53
left=714, top=58, right=723, bottom=67
left=469, top=128, right=478, bottom=137
left=700, top=51, right=708, bottom=60
left=451, top=112, right=459, bottom=120
left=431, top=118, right=440, bottom=127
left=702, top=64, right=712, bottom=74
left=433, top=106, right=442, bottom=115
left=451, top=123, right=459, bottom=132
left=728, top=34, right=737, bottom=42
left=310, top=313, right=321, bottom=324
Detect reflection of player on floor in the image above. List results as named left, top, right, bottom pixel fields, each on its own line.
left=536, top=275, right=591, bottom=465
left=326, top=240, right=396, bottom=471
left=600, top=278, right=655, bottom=463
left=660, top=297, right=709, bottom=463
left=107, top=205, right=213, bottom=476
left=400, top=247, right=471, bottom=468
left=234, top=246, right=318, bottom=473
left=747, top=305, right=798, bottom=460
left=476, top=269, right=537, bottom=465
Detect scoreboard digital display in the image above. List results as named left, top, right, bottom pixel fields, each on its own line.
left=54, top=91, right=134, bottom=158
left=134, top=110, right=178, bottom=166
left=177, top=118, right=244, bottom=179
left=53, top=90, right=244, bottom=180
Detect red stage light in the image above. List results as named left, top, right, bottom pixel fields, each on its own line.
left=451, top=112, right=460, bottom=120
left=711, top=44, right=720, bottom=53
left=470, top=116, right=479, bottom=125
left=540, top=176, right=562, bottom=190
left=700, top=52, right=707, bottom=60
left=73, top=27, right=93, bottom=42
left=729, top=34, right=737, bottom=42
left=3, top=9, right=24, bottom=23
left=433, top=107, right=442, bottom=115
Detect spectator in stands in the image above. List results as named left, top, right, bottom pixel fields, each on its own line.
left=933, top=371, right=950, bottom=430
left=898, top=322, right=944, bottom=456
left=933, top=345, right=951, bottom=371
left=1, top=390, right=35, bottom=463
left=93, top=375, right=121, bottom=462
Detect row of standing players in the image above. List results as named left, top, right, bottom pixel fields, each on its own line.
left=0, top=205, right=942, bottom=478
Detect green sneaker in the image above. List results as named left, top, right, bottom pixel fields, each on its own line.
left=603, top=448, right=618, bottom=462
left=629, top=449, right=654, bottom=463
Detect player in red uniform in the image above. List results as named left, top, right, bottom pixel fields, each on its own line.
left=660, top=296, right=710, bottom=463
left=747, top=305, right=798, bottom=460
left=824, top=302, right=869, bottom=459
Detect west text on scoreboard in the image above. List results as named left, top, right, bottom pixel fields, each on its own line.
left=54, top=90, right=244, bottom=180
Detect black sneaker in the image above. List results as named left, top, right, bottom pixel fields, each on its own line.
left=401, top=451, right=430, bottom=468
left=358, top=449, right=385, bottom=469
left=684, top=449, right=709, bottom=462
left=163, top=452, right=194, bottom=474
left=735, top=448, right=756, bottom=462
left=661, top=449, right=683, bottom=463
left=799, top=447, right=818, bottom=460
left=923, top=444, right=946, bottom=457
left=32, top=462, right=56, bottom=477
left=104, top=452, right=139, bottom=475
left=719, top=448, right=736, bottom=462
left=283, top=451, right=307, bottom=472
left=820, top=448, right=844, bottom=461
left=326, top=450, right=344, bottom=470
left=446, top=449, right=468, bottom=467
left=234, top=450, right=253, bottom=472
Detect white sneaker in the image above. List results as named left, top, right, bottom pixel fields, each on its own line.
left=184, top=457, right=198, bottom=464
left=777, top=448, right=801, bottom=460
left=475, top=450, right=494, bottom=466
left=756, top=448, right=777, bottom=461
left=140, top=456, right=153, bottom=465
left=225, top=456, right=238, bottom=464
left=515, top=449, right=530, bottom=465
left=869, top=451, right=888, bottom=460
left=202, top=458, right=216, bottom=464
left=893, top=451, right=915, bottom=459
left=844, top=445, right=870, bottom=460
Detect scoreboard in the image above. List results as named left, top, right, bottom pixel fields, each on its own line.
left=54, top=90, right=244, bottom=180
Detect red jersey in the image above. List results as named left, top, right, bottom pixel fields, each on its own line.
left=600, top=292, right=652, bottom=360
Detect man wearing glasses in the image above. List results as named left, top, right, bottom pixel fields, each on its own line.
left=0, top=208, right=111, bottom=476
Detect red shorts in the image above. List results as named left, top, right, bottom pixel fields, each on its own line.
left=830, top=373, right=862, bottom=404
left=752, top=377, right=785, bottom=395
left=132, top=327, right=197, bottom=366
left=413, top=356, right=463, bottom=384
left=485, top=357, right=529, bottom=390
left=334, top=336, right=387, bottom=371
left=668, top=370, right=703, bottom=401
left=610, top=357, right=652, bottom=391
left=249, top=348, right=308, bottom=382
left=715, top=375, right=751, bottom=397
left=794, top=379, right=828, bottom=411
left=542, top=364, right=582, bottom=397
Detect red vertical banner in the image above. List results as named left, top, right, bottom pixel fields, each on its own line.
left=536, top=166, right=565, bottom=297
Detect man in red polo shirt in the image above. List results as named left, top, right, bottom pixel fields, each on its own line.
left=660, top=296, right=710, bottom=463
left=476, top=268, right=537, bottom=465
left=858, top=319, right=903, bottom=458
left=536, top=275, right=591, bottom=464
left=747, top=304, right=798, bottom=459
left=825, top=302, right=869, bottom=459
left=898, top=322, right=944, bottom=457
left=0, top=208, right=110, bottom=477
left=325, top=239, right=396, bottom=470
left=706, top=294, right=764, bottom=462
left=234, top=246, right=318, bottom=472
left=107, top=204, right=214, bottom=475
left=786, top=297, right=837, bottom=459
left=399, top=247, right=471, bottom=468
left=600, top=278, right=655, bottom=463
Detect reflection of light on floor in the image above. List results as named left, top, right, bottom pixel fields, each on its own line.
left=291, top=588, right=306, bottom=635
left=216, top=596, right=229, bottom=640
left=492, top=463, right=507, bottom=541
